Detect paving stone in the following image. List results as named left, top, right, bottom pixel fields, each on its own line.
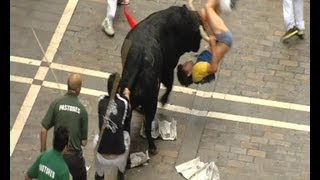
left=275, top=70, right=295, bottom=78
left=238, top=155, right=254, bottom=163
left=266, top=63, right=285, bottom=71
left=227, top=160, right=246, bottom=168
left=233, top=134, right=251, bottom=141
left=285, top=66, right=305, bottom=74
left=240, top=141, right=259, bottom=150
left=246, top=72, right=265, bottom=80
left=264, top=132, right=284, bottom=140
left=250, top=136, right=268, bottom=144
left=253, top=50, right=271, bottom=58
left=230, top=147, right=247, bottom=155
left=279, top=59, right=298, bottom=67
left=269, top=139, right=291, bottom=147
left=162, top=156, right=176, bottom=165
left=247, top=149, right=266, bottom=158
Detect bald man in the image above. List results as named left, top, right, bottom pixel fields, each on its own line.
left=40, top=73, right=89, bottom=180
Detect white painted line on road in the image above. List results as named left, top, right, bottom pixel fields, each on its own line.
left=10, top=0, right=80, bottom=157
left=34, top=66, right=49, bottom=80
left=10, top=84, right=41, bottom=156
left=10, top=76, right=310, bottom=132
left=10, top=75, right=33, bottom=84
left=42, top=81, right=106, bottom=97
left=163, top=104, right=310, bottom=132
left=43, top=0, right=79, bottom=63
left=10, top=56, right=41, bottom=66
left=10, top=55, right=310, bottom=112
left=49, top=63, right=111, bottom=79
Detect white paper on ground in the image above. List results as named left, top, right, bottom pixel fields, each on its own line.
left=130, top=150, right=150, bottom=168
left=175, top=157, right=220, bottom=180
left=175, top=157, right=205, bottom=179
left=140, top=118, right=177, bottom=140
left=140, top=119, right=160, bottom=139
left=175, top=157, right=201, bottom=173
left=159, top=119, right=177, bottom=140
left=189, top=162, right=220, bottom=180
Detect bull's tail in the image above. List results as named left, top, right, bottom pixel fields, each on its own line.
left=124, top=6, right=137, bottom=28
left=120, top=40, right=142, bottom=94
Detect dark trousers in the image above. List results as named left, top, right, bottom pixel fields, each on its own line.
left=63, top=151, right=87, bottom=180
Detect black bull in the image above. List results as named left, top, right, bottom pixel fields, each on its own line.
left=119, top=5, right=202, bottom=154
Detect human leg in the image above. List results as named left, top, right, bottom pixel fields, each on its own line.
left=63, top=152, right=87, bottom=180
left=204, top=0, right=230, bottom=35
left=293, top=0, right=305, bottom=37
left=281, top=0, right=299, bottom=41
left=102, top=0, right=117, bottom=36
left=282, top=0, right=295, bottom=31
left=94, top=157, right=105, bottom=180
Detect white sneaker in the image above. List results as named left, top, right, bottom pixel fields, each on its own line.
left=101, top=18, right=115, bottom=37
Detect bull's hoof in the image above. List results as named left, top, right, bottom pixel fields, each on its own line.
left=160, top=95, right=168, bottom=106
left=134, top=105, right=144, bottom=114
left=149, top=146, right=158, bottom=155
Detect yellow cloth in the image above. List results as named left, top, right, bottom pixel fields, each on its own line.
left=192, top=62, right=210, bottom=83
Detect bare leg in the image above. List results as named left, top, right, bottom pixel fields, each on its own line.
left=204, top=0, right=229, bottom=34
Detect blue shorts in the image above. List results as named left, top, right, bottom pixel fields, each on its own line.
left=216, top=31, right=233, bottom=48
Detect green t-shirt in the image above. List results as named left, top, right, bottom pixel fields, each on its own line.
left=27, top=149, right=70, bottom=180
left=41, top=92, right=88, bottom=151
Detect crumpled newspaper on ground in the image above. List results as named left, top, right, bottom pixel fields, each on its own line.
left=175, top=157, right=220, bottom=180
left=130, top=150, right=150, bottom=168
left=140, top=118, right=177, bottom=140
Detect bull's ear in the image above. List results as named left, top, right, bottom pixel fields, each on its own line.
left=181, top=4, right=190, bottom=17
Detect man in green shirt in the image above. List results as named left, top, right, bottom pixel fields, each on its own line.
left=26, top=126, right=70, bottom=180
left=40, top=73, right=89, bottom=180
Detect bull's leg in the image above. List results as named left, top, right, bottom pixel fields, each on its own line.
left=160, top=70, right=173, bottom=106
left=144, top=105, right=157, bottom=154
left=143, top=92, right=159, bottom=155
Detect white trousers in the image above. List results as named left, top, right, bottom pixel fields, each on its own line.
left=104, top=0, right=117, bottom=22
left=94, top=131, right=130, bottom=175
left=282, top=0, right=305, bottom=31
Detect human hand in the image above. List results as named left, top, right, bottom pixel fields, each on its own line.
left=209, top=63, right=218, bottom=74
left=123, top=88, right=131, bottom=100
left=209, top=35, right=217, bottom=46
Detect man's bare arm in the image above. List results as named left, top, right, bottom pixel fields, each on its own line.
left=40, top=128, right=48, bottom=152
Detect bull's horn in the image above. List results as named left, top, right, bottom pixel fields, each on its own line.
left=188, top=0, right=196, bottom=11
left=199, top=25, right=210, bottom=42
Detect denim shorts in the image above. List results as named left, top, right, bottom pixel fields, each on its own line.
left=216, top=31, right=233, bottom=48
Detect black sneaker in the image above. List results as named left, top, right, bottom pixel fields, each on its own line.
left=282, top=26, right=298, bottom=41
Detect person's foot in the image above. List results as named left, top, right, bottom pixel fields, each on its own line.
left=118, top=0, right=129, bottom=5
left=101, top=18, right=115, bottom=37
left=282, top=26, right=298, bottom=41
left=95, top=172, right=104, bottom=180
left=297, top=29, right=305, bottom=39
left=118, top=170, right=125, bottom=180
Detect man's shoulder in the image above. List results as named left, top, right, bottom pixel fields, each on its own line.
left=98, top=95, right=110, bottom=106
